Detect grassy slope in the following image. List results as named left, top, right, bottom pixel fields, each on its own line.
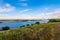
left=0, top=22, right=60, bottom=40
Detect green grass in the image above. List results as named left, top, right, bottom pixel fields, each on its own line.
left=0, top=22, right=60, bottom=40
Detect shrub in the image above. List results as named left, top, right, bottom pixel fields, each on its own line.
left=20, top=25, right=25, bottom=28
left=31, top=24, right=34, bottom=26
left=26, top=24, right=30, bottom=26
left=0, top=22, right=3, bottom=23
left=48, top=19, right=60, bottom=22
left=35, top=21, right=40, bottom=24
left=2, top=26, right=10, bottom=30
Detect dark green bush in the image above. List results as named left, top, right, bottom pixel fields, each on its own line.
left=20, top=25, right=25, bottom=28
left=2, top=26, right=10, bottom=30
left=26, top=24, right=30, bottom=26
left=31, top=24, right=34, bottom=26
left=48, top=19, right=60, bottom=22
left=35, top=21, right=40, bottom=24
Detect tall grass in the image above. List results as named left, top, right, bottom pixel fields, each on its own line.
left=0, top=22, right=60, bottom=40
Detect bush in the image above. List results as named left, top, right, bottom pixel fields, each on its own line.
left=2, top=26, right=10, bottom=30
left=48, top=19, right=60, bottom=22
left=31, top=24, right=34, bottom=26
left=20, top=25, right=25, bottom=28
left=26, top=24, right=30, bottom=26
left=35, top=21, right=40, bottom=24
left=22, top=25, right=25, bottom=27
left=0, top=22, right=3, bottom=23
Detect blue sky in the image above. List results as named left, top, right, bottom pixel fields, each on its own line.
left=0, top=0, right=60, bottom=19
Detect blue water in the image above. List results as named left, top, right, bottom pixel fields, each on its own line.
left=0, top=19, right=49, bottom=29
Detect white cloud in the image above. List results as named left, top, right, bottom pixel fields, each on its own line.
left=20, top=3, right=28, bottom=6
left=36, top=10, right=60, bottom=19
left=0, top=8, right=60, bottom=19
left=19, top=0, right=28, bottom=6
left=19, top=9, right=60, bottom=19
left=5, top=3, right=11, bottom=7
left=19, top=9, right=32, bottom=13
left=0, top=3, right=16, bottom=12
left=44, top=7, right=49, bottom=11
left=0, top=14, right=18, bottom=19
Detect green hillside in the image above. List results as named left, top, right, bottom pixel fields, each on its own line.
left=0, top=22, right=60, bottom=40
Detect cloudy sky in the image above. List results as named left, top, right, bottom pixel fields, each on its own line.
left=0, top=0, right=60, bottom=19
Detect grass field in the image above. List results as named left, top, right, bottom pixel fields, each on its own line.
left=0, top=22, right=60, bottom=40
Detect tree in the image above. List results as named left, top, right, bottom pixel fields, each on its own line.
left=2, top=26, right=10, bottom=30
